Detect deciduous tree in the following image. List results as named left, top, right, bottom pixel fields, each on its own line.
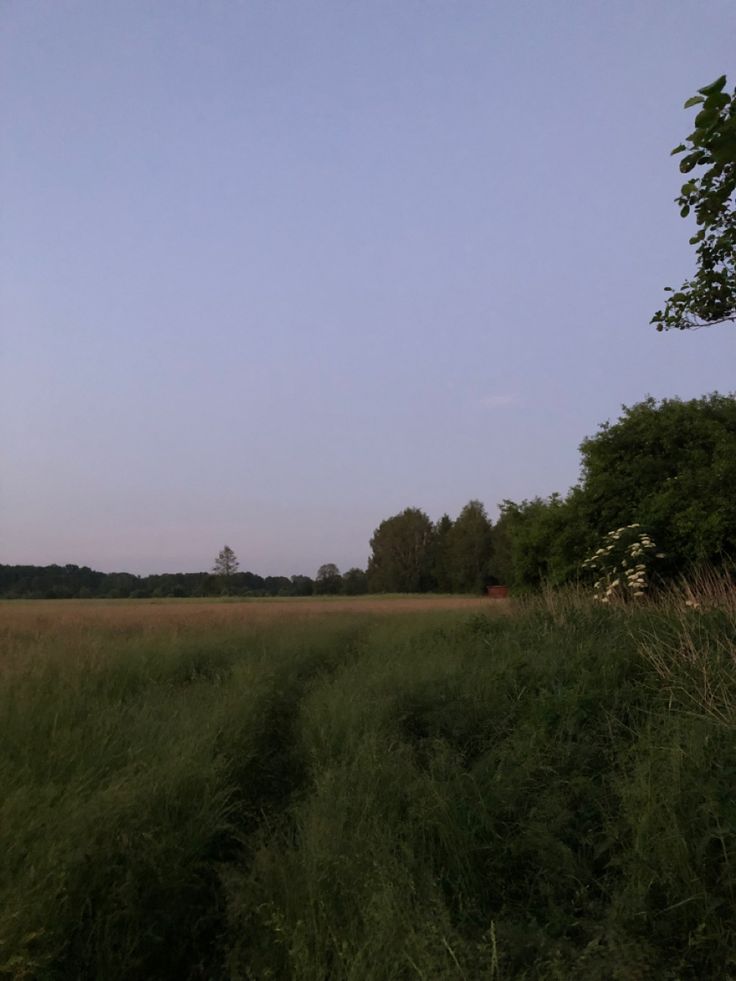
left=315, top=563, right=342, bottom=595
left=213, top=546, right=239, bottom=593
left=431, top=514, right=454, bottom=592
left=579, top=395, right=736, bottom=571
left=489, top=494, right=588, bottom=591
left=446, top=500, right=493, bottom=593
left=367, top=508, right=435, bottom=593
left=653, top=75, right=736, bottom=330
left=289, top=575, right=315, bottom=597
left=342, top=567, right=368, bottom=595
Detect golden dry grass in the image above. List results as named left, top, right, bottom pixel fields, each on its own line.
left=1, top=593, right=498, bottom=626
left=0, top=595, right=508, bottom=665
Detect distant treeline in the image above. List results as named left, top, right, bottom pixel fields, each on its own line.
left=0, top=565, right=325, bottom=600
left=0, top=500, right=496, bottom=599
left=4, top=395, right=736, bottom=599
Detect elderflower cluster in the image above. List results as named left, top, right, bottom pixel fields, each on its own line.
left=582, top=524, right=665, bottom=603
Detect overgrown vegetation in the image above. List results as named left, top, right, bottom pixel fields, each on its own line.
left=489, top=393, right=736, bottom=591
left=2, top=591, right=735, bottom=979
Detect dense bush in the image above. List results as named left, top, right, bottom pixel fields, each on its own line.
left=491, top=394, right=736, bottom=591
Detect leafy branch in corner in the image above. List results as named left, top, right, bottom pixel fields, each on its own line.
left=652, top=75, right=736, bottom=331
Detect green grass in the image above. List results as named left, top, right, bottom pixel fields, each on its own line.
left=1, top=596, right=735, bottom=979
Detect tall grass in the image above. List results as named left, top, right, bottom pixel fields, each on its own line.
left=0, top=593, right=734, bottom=978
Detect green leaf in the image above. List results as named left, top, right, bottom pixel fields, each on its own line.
left=705, top=92, right=732, bottom=111
left=697, top=75, right=727, bottom=96
left=683, top=95, right=704, bottom=109
left=670, top=143, right=687, bottom=155
left=713, top=140, right=736, bottom=165
left=695, top=108, right=719, bottom=129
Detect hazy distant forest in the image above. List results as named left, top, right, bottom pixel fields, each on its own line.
left=4, top=393, right=736, bottom=600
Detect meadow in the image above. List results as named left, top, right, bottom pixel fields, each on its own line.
left=1, top=590, right=735, bottom=980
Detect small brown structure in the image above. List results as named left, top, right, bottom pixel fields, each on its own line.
left=486, top=585, right=509, bottom=599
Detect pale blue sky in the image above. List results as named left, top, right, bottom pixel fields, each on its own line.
left=2, top=0, right=734, bottom=575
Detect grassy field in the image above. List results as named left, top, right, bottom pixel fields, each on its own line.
left=1, top=591, right=735, bottom=979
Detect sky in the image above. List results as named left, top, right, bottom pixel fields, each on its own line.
left=2, top=0, right=734, bottom=576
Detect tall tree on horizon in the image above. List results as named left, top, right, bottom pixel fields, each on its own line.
left=213, top=546, right=239, bottom=593
left=431, top=514, right=454, bottom=593
left=315, top=563, right=342, bottom=595
left=367, top=508, right=435, bottom=593
left=446, top=500, right=494, bottom=593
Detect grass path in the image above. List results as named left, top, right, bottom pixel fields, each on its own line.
left=1, top=595, right=734, bottom=979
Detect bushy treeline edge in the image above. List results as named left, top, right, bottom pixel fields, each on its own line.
left=4, top=393, right=736, bottom=599
left=3, top=592, right=736, bottom=979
